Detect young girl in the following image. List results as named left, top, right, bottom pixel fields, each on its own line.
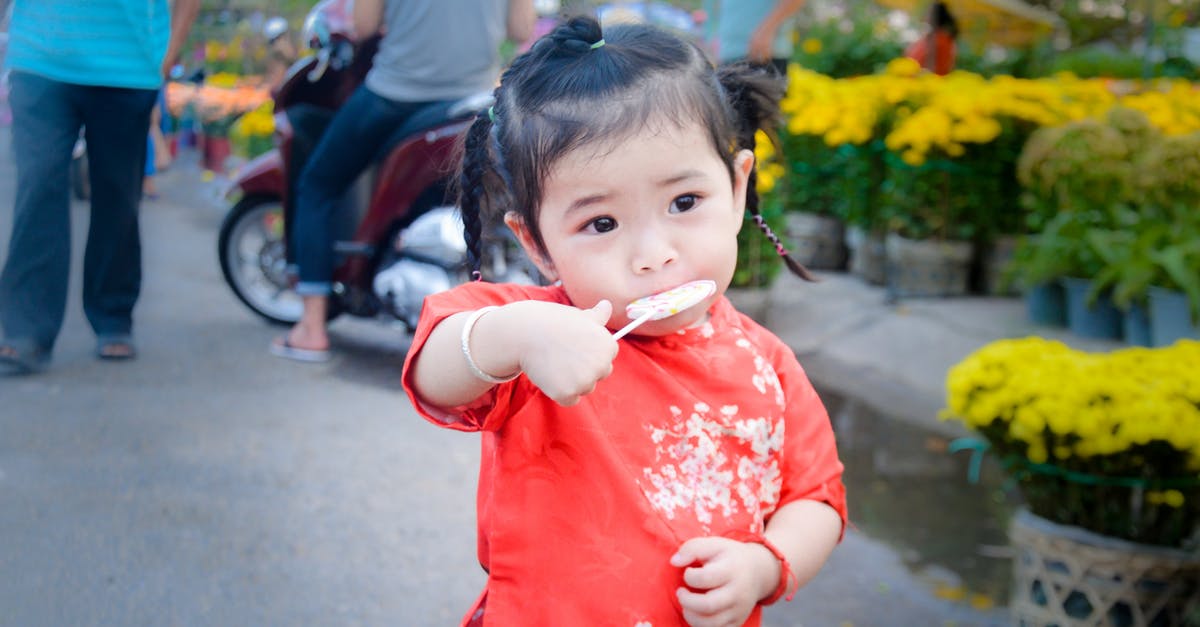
left=403, top=15, right=846, bottom=627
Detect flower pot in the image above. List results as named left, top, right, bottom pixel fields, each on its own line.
left=1024, top=281, right=1067, bottom=327
left=884, top=233, right=973, bottom=298
left=1122, top=302, right=1152, bottom=347
left=1009, top=508, right=1200, bottom=627
left=784, top=212, right=846, bottom=271
left=845, top=226, right=886, bottom=285
left=202, top=135, right=231, bottom=173
left=1062, top=277, right=1122, bottom=340
left=1148, top=286, right=1200, bottom=347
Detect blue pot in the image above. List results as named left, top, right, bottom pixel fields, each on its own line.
left=1024, top=281, right=1067, bottom=327
left=1062, top=277, right=1122, bottom=340
left=1122, top=302, right=1152, bottom=347
left=1148, top=286, right=1200, bottom=347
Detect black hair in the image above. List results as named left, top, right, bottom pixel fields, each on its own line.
left=932, top=1, right=959, bottom=38
left=456, top=14, right=815, bottom=282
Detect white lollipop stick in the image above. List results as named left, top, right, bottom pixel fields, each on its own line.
left=612, top=280, right=716, bottom=340
left=612, top=310, right=656, bottom=341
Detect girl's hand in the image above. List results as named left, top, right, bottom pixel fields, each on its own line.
left=670, top=536, right=779, bottom=627
left=516, top=300, right=618, bottom=406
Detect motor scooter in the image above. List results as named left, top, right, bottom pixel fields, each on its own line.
left=218, top=0, right=535, bottom=331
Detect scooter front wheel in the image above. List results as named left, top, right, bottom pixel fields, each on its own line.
left=218, top=195, right=340, bottom=326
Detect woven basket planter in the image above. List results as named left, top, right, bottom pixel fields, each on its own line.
left=884, top=233, right=974, bottom=298
left=1009, top=508, right=1200, bottom=626
left=846, top=226, right=886, bottom=285
left=784, top=212, right=847, bottom=271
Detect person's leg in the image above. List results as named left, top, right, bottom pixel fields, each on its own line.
left=78, top=84, right=157, bottom=358
left=280, top=86, right=432, bottom=355
left=143, top=132, right=157, bottom=198
left=0, top=72, right=83, bottom=371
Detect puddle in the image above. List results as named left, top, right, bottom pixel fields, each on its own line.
left=822, top=389, right=1020, bottom=609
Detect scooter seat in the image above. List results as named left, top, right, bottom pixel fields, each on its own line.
left=373, top=95, right=485, bottom=163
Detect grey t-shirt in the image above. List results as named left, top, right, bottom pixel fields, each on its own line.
left=365, top=0, right=506, bottom=102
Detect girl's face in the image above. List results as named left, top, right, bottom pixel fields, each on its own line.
left=507, top=118, right=754, bottom=336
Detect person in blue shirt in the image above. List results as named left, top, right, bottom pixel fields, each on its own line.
left=0, top=0, right=199, bottom=374
left=703, top=0, right=805, bottom=76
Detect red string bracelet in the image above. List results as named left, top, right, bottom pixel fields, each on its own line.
left=722, top=529, right=799, bottom=605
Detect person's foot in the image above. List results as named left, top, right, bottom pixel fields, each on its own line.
left=269, top=326, right=330, bottom=363
left=96, top=335, right=137, bottom=361
left=0, top=341, right=50, bottom=375
left=143, top=177, right=159, bottom=200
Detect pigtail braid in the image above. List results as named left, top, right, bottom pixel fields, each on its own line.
left=717, top=63, right=816, bottom=282
left=457, top=115, right=495, bottom=280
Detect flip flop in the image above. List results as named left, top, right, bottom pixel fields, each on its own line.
left=96, top=334, right=137, bottom=361
left=0, top=340, right=50, bottom=375
left=270, top=336, right=331, bottom=363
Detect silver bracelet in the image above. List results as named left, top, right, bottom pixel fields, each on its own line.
left=460, top=306, right=520, bottom=384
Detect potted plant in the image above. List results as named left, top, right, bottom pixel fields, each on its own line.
left=877, top=68, right=1032, bottom=298
left=1006, top=209, right=1106, bottom=328
left=943, top=337, right=1200, bottom=625
left=1083, top=224, right=1166, bottom=345
left=1147, top=231, right=1200, bottom=346
left=775, top=67, right=895, bottom=283
left=1011, top=113, right=1143, bottom=337
left=1137, top=131, right=1200, bottom=346
left=230, top=100, right=276, bottom=161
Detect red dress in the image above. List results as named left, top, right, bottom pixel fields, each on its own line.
left=402, top=282, right=848, bottom=626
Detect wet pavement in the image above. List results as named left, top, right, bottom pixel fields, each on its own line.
left=827, top=392, right=1017, bottom=611
left=1, top=129, right=1014, bottom=626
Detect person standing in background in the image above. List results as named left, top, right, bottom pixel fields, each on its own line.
left=904, top=0, right=958, bottom=76
left=703, top=0, right=806, bottom=75
left=0, top=0, right=200, bottom=374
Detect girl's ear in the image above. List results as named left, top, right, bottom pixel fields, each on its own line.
left=731, top=149, right=755, bottom=213
left=504, top=211, right=559, bottom=282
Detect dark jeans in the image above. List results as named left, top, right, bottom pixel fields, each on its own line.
left=292, top=84, right=441, bottom=295
left=0, top=71, right=156, bottom=352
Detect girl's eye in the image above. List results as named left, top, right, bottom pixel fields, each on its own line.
left=670, top=194, right=699, bottom=213
left=586, top=216, right=618, bottom=233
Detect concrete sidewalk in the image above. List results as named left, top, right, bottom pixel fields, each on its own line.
left=758, top=271, right=1124, bottom=437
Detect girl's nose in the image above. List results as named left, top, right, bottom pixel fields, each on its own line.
left=632, top=228, right=678, bottom=274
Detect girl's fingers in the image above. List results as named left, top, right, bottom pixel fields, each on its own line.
left=671, top=536, right=729, bottom=567
left=682, top=561, right=727, bottom=591
left=677, top=587, right=718, bottom=616
left=678, top=588, right=737, bottom=627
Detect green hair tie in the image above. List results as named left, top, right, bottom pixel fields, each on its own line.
left=487, top=106, right=496, bottom=122
left=590, top=39, right=606, bottom=50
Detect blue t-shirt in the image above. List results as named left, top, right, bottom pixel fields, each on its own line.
left=6, top=0, right=170, bottom=89
left=704, top=0, right=797, bottom=63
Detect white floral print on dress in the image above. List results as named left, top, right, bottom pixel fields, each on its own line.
left=640, top=339, right=786, bottom=533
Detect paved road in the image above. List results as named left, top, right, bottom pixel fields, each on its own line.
left=0, top=129, right=1005, bottom=626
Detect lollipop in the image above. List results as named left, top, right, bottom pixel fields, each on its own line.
left=612, top=279, right=716, bottom=340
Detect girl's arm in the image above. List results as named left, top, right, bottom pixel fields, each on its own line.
left=671, top=499, right=842, bottom=626
left=409, top=300, right=617, bottom=410
left=762, top=499, right=843, bottom=593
